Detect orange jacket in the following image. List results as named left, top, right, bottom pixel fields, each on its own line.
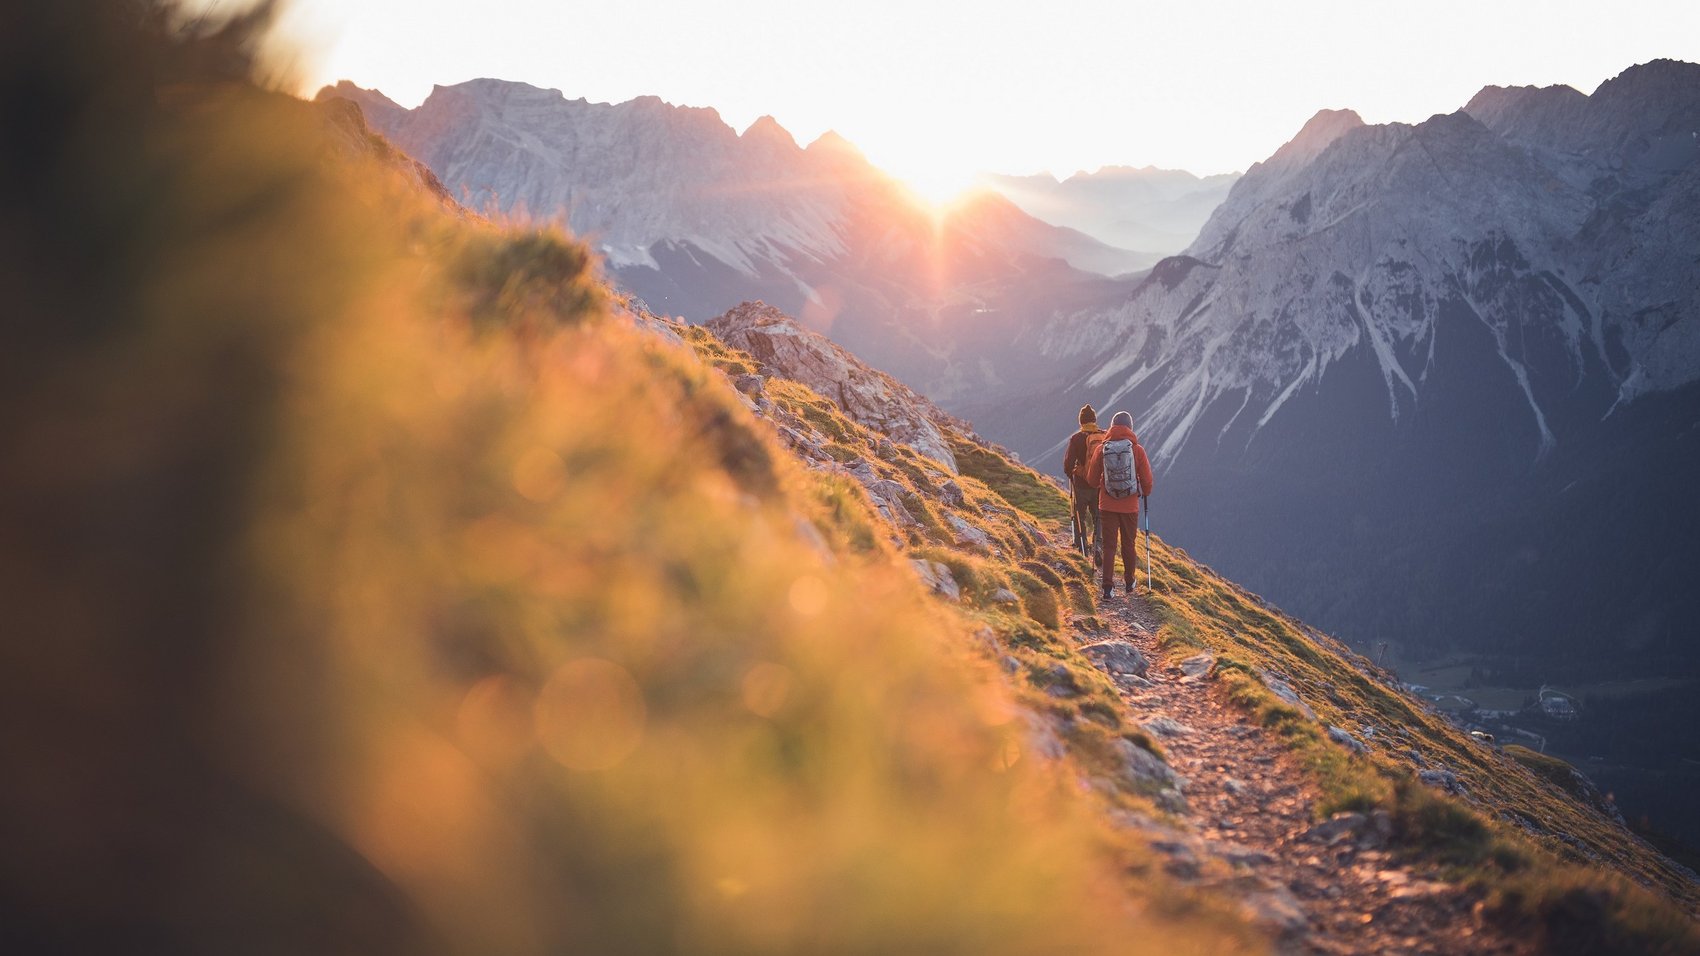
left=1085, top=424, right=1153, bottom=514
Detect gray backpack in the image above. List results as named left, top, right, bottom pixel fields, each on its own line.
left=1101, top=439, right=1138, bottom=498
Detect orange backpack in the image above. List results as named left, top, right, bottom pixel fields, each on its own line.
left=1080, top=431, right=1107, bottom=487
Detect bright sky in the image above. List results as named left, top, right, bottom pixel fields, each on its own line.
left=262, top=0, right=1700, bottom=201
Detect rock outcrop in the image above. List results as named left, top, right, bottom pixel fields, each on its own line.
left=707, top=301, right=961, bottom=472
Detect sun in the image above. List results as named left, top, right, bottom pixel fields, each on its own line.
left=874, top=158, right=979, bottom=208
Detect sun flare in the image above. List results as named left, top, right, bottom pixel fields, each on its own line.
left=877, top=160, right=979, bottom=208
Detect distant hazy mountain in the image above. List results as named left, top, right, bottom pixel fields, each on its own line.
left=967, top=60, right=1700, bottom=672
left=317, top=79, right=1145, bottom=401
left=978, top=165, right=1240, bottom=256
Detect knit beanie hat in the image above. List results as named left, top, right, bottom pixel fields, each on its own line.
left=1079, top=404, right=1097, bottom=425
left=1112, top=410, right=1133, bottom=428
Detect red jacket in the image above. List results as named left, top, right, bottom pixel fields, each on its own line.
left=1085, top=424, right=1153, bottom=514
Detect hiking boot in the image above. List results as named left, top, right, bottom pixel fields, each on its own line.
left=1125, top=580, right=1136, bottom=595
left=1100, top=587, right=1113, bottom=603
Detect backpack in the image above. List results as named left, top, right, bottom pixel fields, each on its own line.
left=1101, top=438, right=1139, bottom=499
left=1075, top=430, right=1106, bottom=485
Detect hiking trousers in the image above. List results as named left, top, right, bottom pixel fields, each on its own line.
left=1071, top=482, right=1100, bottom=561
left=1101, top=510, right=1140, bottom=593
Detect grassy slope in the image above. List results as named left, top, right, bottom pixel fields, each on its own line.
left=684, top=306, right=1700, bottom=950
left=678, top=323, right=1178, bottom=812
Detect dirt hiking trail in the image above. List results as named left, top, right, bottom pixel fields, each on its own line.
left=1095, top=591, right=1529, bottom=955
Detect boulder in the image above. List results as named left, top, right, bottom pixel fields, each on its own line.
left=1417, top=768, right=1468, bottom=796
left=939, top=479, right=966, bottom=507
left=1327, top=726, right=1370, bottom=755
left=910, top=559, right=960, bottom=601
left=1179, top=653, right=1217, bottom=680
left=1041, top=662, right=1080, bottom=698
left=863, top=478, right=918, bottom=528
left=1258, top=670, right=1317, bottom=720
left=944, top=513, right=995, bottom=552
left=1116, top=738, right=1184, bottom=794
left=989, top=587, right=1021, bottom=605
left=1079, top=640, right=1150, bottom=677
left=1145, top=716, right=1194, bottom=738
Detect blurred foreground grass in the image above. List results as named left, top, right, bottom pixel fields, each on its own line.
left=0, top=4, right=1253, bottom=952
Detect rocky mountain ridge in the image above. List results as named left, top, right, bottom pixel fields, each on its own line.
left=705, top=301, right=969, bottom=472
left=316, top=79, right=1156, bottom=403
left=1039, top=65, right=1699, bottom=463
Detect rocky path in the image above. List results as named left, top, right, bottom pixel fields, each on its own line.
left=1094, top=594, right=1527, bottom=955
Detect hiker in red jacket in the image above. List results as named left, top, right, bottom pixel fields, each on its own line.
left=1085, top=410, right=1154, bottom=600
left=1061, top=405, right=1104, bottom=565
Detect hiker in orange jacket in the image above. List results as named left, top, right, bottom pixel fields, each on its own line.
left=1061, top=405, right=1104, bottom=564
left=1085, top=410, right=1154, bottom=600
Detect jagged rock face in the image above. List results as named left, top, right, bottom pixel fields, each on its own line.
left=325, top=79, right=850, bottom=273
left=315, top=79, right=1146, bottom=403
left=977, top=60, right=1700, bottom=668
left=706, top=301, right=960, bottom=472
left=1045, top=94, right=1687, bottom=460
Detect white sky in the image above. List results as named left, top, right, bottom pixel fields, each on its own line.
left=260, top=0, right=1700, bottom=199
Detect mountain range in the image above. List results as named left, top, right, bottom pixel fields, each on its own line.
left=319, top=79, right=1149, bottom=402
left=972, top=59, right=1700, bottom=675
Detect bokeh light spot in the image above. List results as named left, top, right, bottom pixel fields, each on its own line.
left=787, top=574, right=828, bottom=617
left=534, top=658, right=646, bottom=771
left=455, top=674, right=534, bottom=770
left=740, top=662, right=794, bottom=718
left=512, top=446, right=566, bottom=502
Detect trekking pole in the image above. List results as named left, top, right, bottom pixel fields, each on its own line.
left=1143, top=495, right=1152, bottom=591
left=1068, top=480, right=1082, bottom=553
